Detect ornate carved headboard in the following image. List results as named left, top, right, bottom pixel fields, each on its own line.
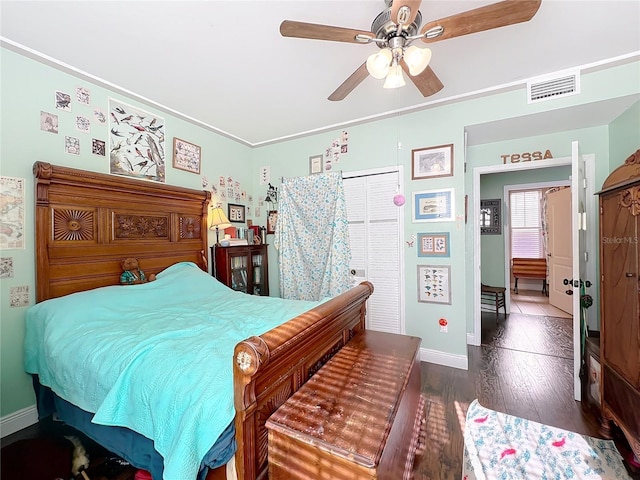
left=34, top=162, right=211, bottom=302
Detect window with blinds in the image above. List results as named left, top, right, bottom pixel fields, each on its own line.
left=510, top=189, right=543, bottom=258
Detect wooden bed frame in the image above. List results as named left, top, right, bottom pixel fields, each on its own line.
left=33, top=162, right=373, bottom=480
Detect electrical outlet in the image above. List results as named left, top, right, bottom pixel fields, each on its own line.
left=440, top=325, right=448, bottom=333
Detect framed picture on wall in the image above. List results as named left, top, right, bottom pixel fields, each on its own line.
left=417, top=265, right=451, bottom=304
left=267, top=210, right=278, bottom=234
left=412, top=188, right=455, bottom=222
left=411, top=144, right=453, bottom=180
left=172, top=137, right=201, bottom=174
left=228, top=203, right=245, bottom=223
left=480, top=199, right=502, bottom=235
left=309, top=154, right=323, bottom=175
left=418, top=232, right=450, bottom=257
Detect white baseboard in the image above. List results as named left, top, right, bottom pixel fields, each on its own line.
left=420, top=347, right=468, bottom=370
left=1, top=405, right=38, bottom=438
left=467, top=332, right=479, bottom=346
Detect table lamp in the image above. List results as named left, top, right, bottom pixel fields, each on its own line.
left=209, top=205, right=232, bottom=245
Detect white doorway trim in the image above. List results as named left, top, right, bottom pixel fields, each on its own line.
left=471, top=155, right=597, bottom=345
left=502, top=180, right=570, bottom=313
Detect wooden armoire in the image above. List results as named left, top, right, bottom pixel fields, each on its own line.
left=597, top=148, right=640, bottom=461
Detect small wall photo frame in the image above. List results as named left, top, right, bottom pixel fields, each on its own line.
left=228, top=203, right=245, bottom=223
left=172, top=137, right=201, bottom=174
left=411, top=144, right=453, bottom=180
left=413, top=188, right=455, bottom=222
left=418, top=265, right=451, bottom=304
left=267, top=210, right=278, bottom=234
left=480, top=199, right=502, bottom=235
left=418, top=232, right=450, bottom=257
left=309, top=154, right=323, bottom=175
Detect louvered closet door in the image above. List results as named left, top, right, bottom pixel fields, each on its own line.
left=344, top=171, right=403, bottom=334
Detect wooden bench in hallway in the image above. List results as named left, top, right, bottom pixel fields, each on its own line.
left=512, top=257, right=548, bottom=295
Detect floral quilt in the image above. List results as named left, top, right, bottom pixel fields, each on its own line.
left=463, top=400, right=631, bottom=479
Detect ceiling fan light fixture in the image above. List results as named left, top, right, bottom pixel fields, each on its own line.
left=383, top=64, right=406, bottom=89
left=366, top=48, right=392, bottom=79
left=404, top=45, right=432, bottom=76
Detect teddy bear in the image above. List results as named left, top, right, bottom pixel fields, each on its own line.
left=120, top=257, right=156, bottom=285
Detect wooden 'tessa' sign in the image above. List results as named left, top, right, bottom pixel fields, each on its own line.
left=501, top=150, right=553, bottom=164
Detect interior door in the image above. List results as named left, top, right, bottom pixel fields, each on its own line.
left=570, top=140, right=587, bottom=401
left=547, top=188, right=572, bottom=314
left=344, top=171, right=404, bottom=334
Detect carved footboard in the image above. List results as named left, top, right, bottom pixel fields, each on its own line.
left=232, top=282, right=374, bottom=480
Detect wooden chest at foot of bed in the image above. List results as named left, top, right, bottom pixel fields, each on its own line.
left=266, top=330, right=426, bottom=480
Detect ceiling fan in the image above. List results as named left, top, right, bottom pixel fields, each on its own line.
left=280, top=0, right=542, bottom=101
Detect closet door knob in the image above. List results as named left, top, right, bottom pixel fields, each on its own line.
left=626, top=272, right=635, bottom=277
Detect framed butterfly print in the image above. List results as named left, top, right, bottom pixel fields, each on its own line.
left=417, top=232, right=450, bottom=257
left=417, top=265, right=451, bottom=304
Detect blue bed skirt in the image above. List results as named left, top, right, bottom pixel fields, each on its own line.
left=33, top=376, right=236, bottom=480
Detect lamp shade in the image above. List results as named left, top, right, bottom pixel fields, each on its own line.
left=403, top=45, right=431, bottom=76
left=383, top=64, right=406, bottom=89
left=208, top=206, right=232, bottom=230
left=366, top=48, right=392, bottom=79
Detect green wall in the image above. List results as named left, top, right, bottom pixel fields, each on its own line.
left=254, top=61, right=640, bottom=360
left=2, top=44, right=639, bottom=422
left=0, top=48, right=254, bottom=417
left=609, top=100, right=640, bottom=169
left=480, top=166, right=571, bottom=287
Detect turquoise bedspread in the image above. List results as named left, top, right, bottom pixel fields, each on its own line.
left=24, top=262, right=321, bottom=480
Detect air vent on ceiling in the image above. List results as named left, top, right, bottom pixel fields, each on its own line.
left=527, top=70, right=580, bottom=104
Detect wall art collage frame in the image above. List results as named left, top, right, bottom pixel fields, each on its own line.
left=411, top=143, right=455, bottom=305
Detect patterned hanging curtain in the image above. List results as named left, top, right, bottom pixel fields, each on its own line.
left=274, top=172, right=351, bottom=301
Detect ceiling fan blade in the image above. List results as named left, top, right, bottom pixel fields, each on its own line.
left=328, top=62, right=369, bottom=101
left=390, top=0, right=422, bottom=27
left=280, top=20, right=373, bottom=44
left=419, top=0, right=541, bottom=43
left=401, top=61, right=444, bottom=97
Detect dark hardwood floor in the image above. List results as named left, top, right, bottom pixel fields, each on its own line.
left=3, top=311, right=637, bottom=479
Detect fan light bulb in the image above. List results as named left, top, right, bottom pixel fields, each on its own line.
left=366, top=48, right=392, bottom=79
left=383, top=64, right=406, bottom=89
left=404, top=45, right=432, bottom=76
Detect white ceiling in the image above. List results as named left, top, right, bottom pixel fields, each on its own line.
left=1, top=1, right=639, bottom=147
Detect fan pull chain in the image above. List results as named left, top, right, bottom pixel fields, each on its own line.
left=393, top=89, right=405, bottom=206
